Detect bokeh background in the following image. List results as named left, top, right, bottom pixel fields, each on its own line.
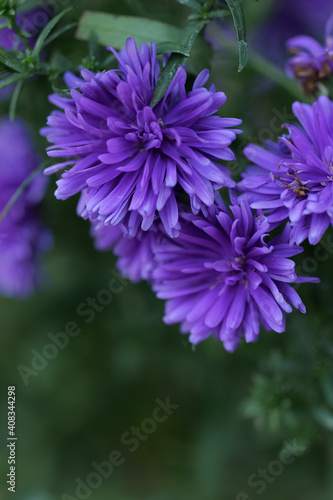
left=1, top=1, right=333, bottom=499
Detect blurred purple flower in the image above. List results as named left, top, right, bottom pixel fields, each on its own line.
left=152, top=202, right=316, bottom=352
left=0, top=119, right=50, bottom=297
left=238, top=96, right=333, bottom=246
left=0, top=6, right=50, bottom=50
left=286, top=13, right=333, bottom=94
left=255, top=0, right=333, bottom=63
left=41, top=38, right=242, bottom=237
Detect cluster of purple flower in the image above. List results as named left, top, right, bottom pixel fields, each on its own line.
left=41, top=38, right=325, bottom=351
left=3, top=3, right=333, bottom=349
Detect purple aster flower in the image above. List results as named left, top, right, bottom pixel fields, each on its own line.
left=286, top=13, right=333, bottom=94
left=152, top=202, right=317, bottom=352
left=0, top=118, right=50, bottom=297
left=238, top=96, right=333, bottom=246
left=41, top=38, right=242, bottom=237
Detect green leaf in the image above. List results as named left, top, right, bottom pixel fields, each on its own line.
left=225, top=0, right=248, bottom=72
left=0, top=72, right=24, bottom=90
left=9, top=78, right=24, bottom=120
left=155, top=42, right=190, bottom=57
left=0, top=47, right=24, bottom=72
left=150, top=19, right=206, bottom=108
left=175, top=0, right=202, bottom=12
left=43, top=22, right=78, bottom=48
left=32, top=7, right=72, bottom=62
left=76, top=12, right=182, bottom=48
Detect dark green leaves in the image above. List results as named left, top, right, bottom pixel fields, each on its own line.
left=225, top=0, right=248, bottom=72
left=0, top=47, right=24, bottom=72
left=150, top=19, right=206, bottom=108
left=31, top=7, right=73, bottom=62
left=0, top=72, right=25, bottom=91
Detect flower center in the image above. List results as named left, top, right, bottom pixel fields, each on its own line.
left=125, top=107, right=163, bottom=151
left=274, top=170, right=309, bottom=199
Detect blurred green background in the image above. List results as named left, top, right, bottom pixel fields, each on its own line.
left=1, top=1, right=333, bottom=499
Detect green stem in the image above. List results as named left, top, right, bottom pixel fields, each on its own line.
left=0, top=160, right=50, bottom=224
left=247, top=50, right=311, bottom=103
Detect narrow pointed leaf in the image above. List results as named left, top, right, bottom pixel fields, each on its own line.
left=0, top=47, right=24, bottom=72
left=225, top=0, right=248, bottom=71
left=150, top=19, right=206, bottom=107
left=9, top=79, right=24, bottom=121
left=0, top=72, right=25, bottom=90
left=32, top=7, right=72, bottom=61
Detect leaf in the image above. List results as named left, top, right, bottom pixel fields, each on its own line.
left=155, top=42, right=190, bottom=57
left=76, top=12, right=182, bottom=48
left=225, top=0, right=248, bottom=72
left=32, top=7, right=72, bottom=62
left=43, top=22, right=78, bottom=48
left=9, top=79, right=24, bottom=121
left=175, top=0, right=202, bottom=12
left=150, top=19, right=206, bottom=108
left=0, top=72, right=24, bottom=90
left=0, top=47, right=24, bottom=72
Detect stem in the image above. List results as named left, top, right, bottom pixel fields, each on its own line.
left=247, top=50, right=311, bottom=103
left=0, top=160, right=50, bottom=224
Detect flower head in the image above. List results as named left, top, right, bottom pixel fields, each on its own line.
left=286, top=13, right=333, bottom=94
left=41, top=38, right=242, bottom=237
left=0, top=119, right=50, bottom=297
left=238, top=96, right=333, bottom=245
left=152, top=202, right=316, bottom=352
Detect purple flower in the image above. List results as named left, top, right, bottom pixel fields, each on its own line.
left=238, top=96, right=333, bottom=246
left=152, top=202, right=316, bottom=352
left=0, top=119, right=50, bottom=297
left=286, top=13, right=333, bottom=94
left=41, top=38, right=242, bottom=237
